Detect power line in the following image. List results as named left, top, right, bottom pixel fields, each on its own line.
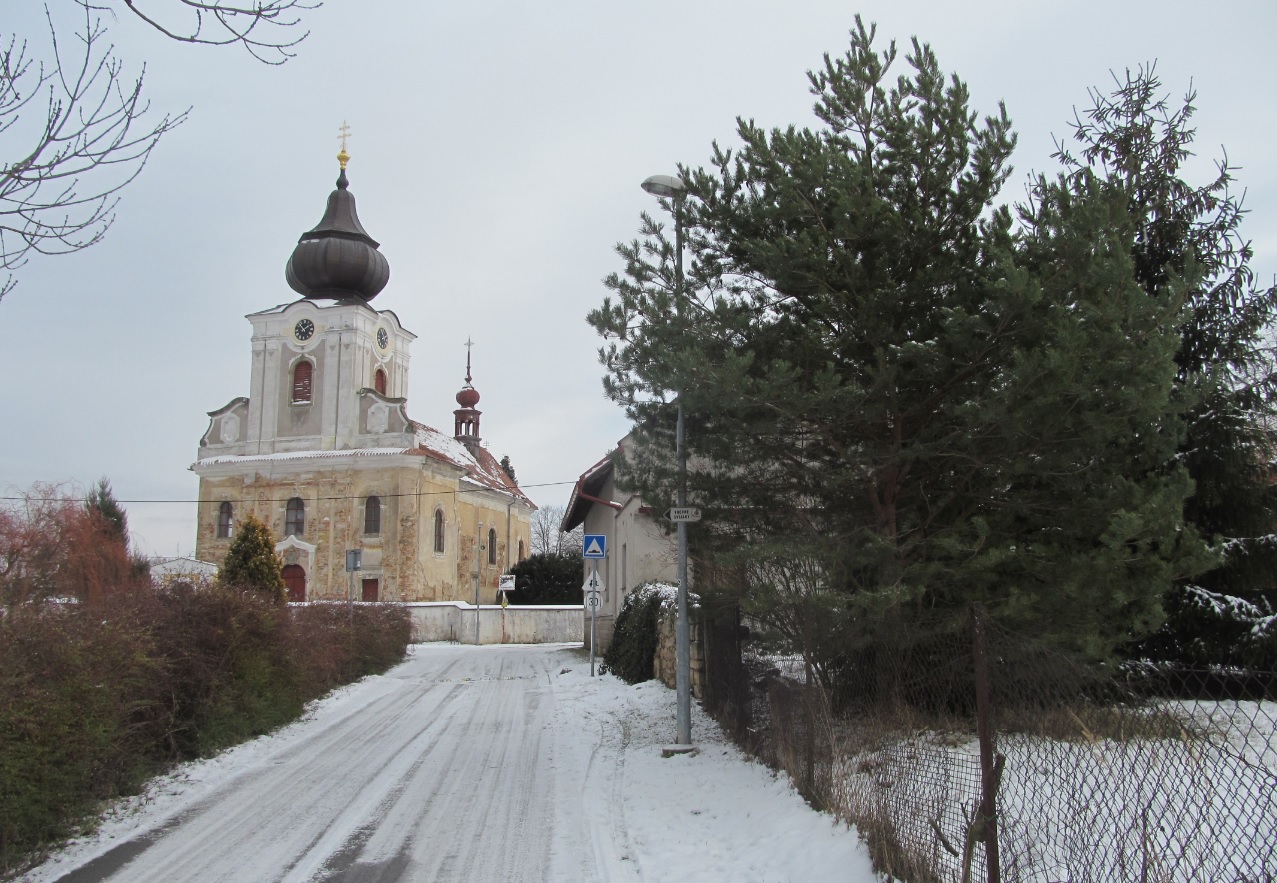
left=0, top=480, right=578, bottom=506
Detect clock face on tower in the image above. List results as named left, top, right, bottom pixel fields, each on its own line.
left=377, top=328, right=389, bottom=350
left=294, top=319, right=315, bottom=342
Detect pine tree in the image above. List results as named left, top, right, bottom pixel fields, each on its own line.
left=84, top=478, right=128, bottom=545
left=591, top=20, right=1211, bottom=661
left=220, top=514, right=285, bottom=602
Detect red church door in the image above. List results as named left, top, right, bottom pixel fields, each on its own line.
left=361, top=578, right=379, bottom=602
left=282, top=564, right=306, bottom=602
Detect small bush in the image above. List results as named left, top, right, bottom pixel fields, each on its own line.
left=601, top=583, right=672, bottom=683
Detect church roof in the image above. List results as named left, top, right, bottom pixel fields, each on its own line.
left=408, top=422, right=533, bottom=505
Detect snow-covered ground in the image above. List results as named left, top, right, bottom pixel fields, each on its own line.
left=24, top=643, right=876, bottom=882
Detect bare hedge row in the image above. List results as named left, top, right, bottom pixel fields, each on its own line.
left=0, top=583, right=410, bottom=875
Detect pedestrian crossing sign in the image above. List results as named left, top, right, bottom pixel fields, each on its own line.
left=583, top=535, right=607, bottom=558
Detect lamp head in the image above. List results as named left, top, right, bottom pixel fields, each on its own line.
left=641, top=174, right=685, bottom=198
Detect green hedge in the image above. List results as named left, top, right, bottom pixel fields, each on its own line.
left=601, top=584, right=673, bottom=683
left=0, top=585, right=410, bottom=875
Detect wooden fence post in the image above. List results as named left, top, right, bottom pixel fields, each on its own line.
left=971, top=604, right=1003, bottom=883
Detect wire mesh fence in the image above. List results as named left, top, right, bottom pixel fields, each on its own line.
left=699, top=604, right=1277, bottom=883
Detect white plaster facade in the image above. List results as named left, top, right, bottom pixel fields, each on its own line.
left=561, top=436, right=678, bottom=648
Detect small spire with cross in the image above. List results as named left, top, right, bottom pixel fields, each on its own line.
left=454, top=337, right=482, bottom=445
left=337, top=120, right=351, bottom=170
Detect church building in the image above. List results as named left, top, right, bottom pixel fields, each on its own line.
left=191, top=148, right=534, bottom=602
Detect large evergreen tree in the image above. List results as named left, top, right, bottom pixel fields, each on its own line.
left=220, top=514, right=285, bottom=603
left=1052, top=69, right=1277, bottom=667
left=591, top=21, right=1211, bottom=663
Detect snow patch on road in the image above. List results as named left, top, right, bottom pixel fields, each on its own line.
left=26, top=643, right=876, bottom=882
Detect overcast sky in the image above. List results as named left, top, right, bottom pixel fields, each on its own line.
left=3, top=0, right=1276, bottom=558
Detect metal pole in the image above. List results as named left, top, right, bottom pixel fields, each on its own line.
left=673, top=192, right=691, bottom=747
left=474, top=567, right=481, bottom=645
left=587, top=567, right=597, bottom=674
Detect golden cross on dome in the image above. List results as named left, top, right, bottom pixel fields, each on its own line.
left=337, top=120, right=351, bottom=169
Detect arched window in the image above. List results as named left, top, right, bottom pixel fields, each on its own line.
left=488, top=528, right=498, bottom=566
left=364, top=496, right=381, bottom=535
left=518, top=539, right=526, bottom=561
left=285, top=497, right=305, bottom=536
left=433, top=509, right=445, bottom=553
left=216, top=502, right=233, bottom=539
left=374, top=368, right=387, bottom=395
left=292, top=360, right=313, bottom=403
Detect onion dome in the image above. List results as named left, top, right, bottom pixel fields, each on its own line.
left=456, top=385, right=480, bottom=409
left=285, top=152, right=390, bottom=302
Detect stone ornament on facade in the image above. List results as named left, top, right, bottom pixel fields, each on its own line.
left=367, top=401, right=390, bottom=434
left=221, top=412, right=240, bottom=443
left=276, top=534, right=316, bottom=564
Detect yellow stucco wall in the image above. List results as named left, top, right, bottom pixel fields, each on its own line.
left=194, top=462, right=532, bottom=603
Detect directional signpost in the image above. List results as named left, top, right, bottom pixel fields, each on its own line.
left=344, top=549, right=362, bottom=618
left=667, top=507, right=702, bottom=523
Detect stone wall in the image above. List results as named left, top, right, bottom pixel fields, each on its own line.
left=653, top=606, right=704, bottom=700
left=405, top=602, right=584, bottom=645
left=582, top=612, right=615, bottom=655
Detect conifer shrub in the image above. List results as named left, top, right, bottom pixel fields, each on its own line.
left=600, top=583, right=670, bottom=683
left=219, top=513, right=286, bottom=602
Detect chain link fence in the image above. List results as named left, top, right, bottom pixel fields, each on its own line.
left=699, top=604, right=1277, bottom=882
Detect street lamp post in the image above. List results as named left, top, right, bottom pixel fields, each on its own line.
left=641, top=173, right=691, bottom=747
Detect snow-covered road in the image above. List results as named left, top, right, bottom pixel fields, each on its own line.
left=28, top=644, right=875, bottom=882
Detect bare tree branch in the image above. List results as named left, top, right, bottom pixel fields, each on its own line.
left=1, top=1, right=317, bottom=303
left=530, top=505, right=583, bottom=557
left=1, top=5, right=187, bottom=302
left=113, top=0, right=319, bottom=65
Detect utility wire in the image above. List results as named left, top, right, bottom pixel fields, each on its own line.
left=0, top=480, right=579, bottom=505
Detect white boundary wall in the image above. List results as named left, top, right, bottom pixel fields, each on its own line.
left=405, top=602, right=584, bottom=645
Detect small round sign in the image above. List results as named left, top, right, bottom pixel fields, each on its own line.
left=588, top=596, right=598, bottom=607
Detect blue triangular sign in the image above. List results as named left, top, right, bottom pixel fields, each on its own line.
left=583, top=535, right=606, bottom=558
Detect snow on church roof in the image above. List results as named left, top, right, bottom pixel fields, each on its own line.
left=195, top=424, right=531, bottom=507
left=408, top=422, right=532, bottom=506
